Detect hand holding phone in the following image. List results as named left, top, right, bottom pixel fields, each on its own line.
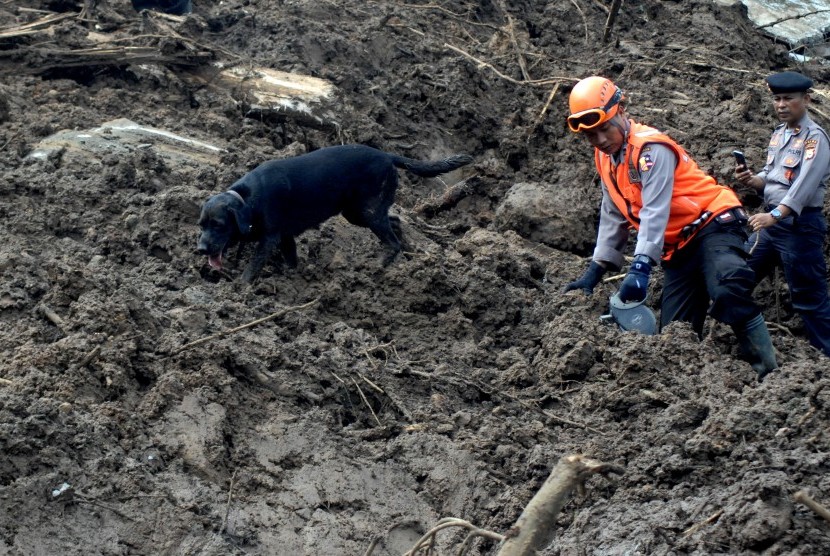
left=733, top=150, right=747, bottom=171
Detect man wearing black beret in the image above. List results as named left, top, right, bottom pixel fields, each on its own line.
left=735, top=71, right=830, bottom=358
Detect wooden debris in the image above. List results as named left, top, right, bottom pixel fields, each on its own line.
left=38, top=304, right=67, bottom=332
left=0, top=12, right=75, bottom=40
left=414, top=176, right=475, bottom=216
left=602, top=0, right=623, bottom=43
left=398, top=517, right=504, bottom=556
left=496, top=455, right=624, bottom=556
left=681, top=508, right=724, bottom=538
left=794, top=489, right=830, bottom=524
left=184, top=65, right=340, bottom=129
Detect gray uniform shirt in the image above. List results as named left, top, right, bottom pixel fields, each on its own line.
left=593, top=142, right=677, bottom=268
left=756, top=114, right=830, bottom=214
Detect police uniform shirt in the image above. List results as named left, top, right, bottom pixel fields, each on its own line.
left=594, top=142, right=676, bottom=268
left=756, top=114, right=830, bottom=214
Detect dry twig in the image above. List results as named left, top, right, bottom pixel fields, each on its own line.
left=758, top=9, right=830, bottom=29
left=0, top=12, right=75, bottom=39
left=681, top=509, right=724, bottom=538
left=444, top=43, right=577, bottom=88
left=172, top=298, right=319, bottom=354
left=569, top=0, right=589, bottom=43
left=602, top=0, right=623, bottom=43
left=495, top=0, right=530, bottom=81
left=76, top=345, right=102, bottom=369
left=220, top=469, right=238, bottom=535
left=766, top=321, right=794, bottom=336
left=390, top=2, right=502, bottom=32
left=352, top=377, right=382, bottom=427
left=794, top=489, right=830, bottom=524
left=526, top=83, right=560, bottom=140
left=0, top=132, right=21, bottom=151
left=38, top=304, right=67, bottom=332
left=359, top=373, right=385, bottom=394
left=396, top=517, right=504, bottom=556
left=748, top=231, right=761, bottom=255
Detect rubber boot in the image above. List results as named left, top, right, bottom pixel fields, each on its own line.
left=733, top=314, right=778, bottom=381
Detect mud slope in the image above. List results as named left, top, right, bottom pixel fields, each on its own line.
left=1, top=1, right=829, bottom=555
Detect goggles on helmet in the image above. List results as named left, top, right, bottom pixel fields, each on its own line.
left=567, top=88, right=623, bottom=132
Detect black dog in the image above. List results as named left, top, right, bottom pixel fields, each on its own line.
left=197, top=144, right=473, bottom=282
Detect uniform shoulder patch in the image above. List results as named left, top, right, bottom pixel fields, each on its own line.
left=639, top=153, right=654, bottom=172
left=805, top=137, right=819, bottom=160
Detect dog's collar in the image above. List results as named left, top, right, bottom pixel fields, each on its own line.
left=226, top=190, right=245, bottom=205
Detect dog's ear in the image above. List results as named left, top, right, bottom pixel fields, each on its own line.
left=231, top=205, right=253, bottom=235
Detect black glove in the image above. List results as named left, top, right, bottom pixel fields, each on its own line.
left=563, top=261, right=606, bottom=295
left=618, top=255, right=653, bottom=303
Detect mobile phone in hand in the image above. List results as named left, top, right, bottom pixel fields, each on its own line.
left=733, top=150, right=747, bottom=170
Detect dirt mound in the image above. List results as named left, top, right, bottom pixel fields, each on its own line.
left=2, top=1, right=830, bottom=554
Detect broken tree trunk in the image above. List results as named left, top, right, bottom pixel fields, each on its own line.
left=496, top=455, right=624, bottom=556
left=184, top=64, right=340, bottom=130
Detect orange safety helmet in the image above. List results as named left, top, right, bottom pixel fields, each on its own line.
left=567, top=76, right=624, bottom=132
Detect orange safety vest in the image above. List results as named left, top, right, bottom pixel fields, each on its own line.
left=595, top=121, right=741, bottom=260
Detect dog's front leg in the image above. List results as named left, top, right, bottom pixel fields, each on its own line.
left=233, top=242, right=248, bottom=267
left=280, top=235, right=298, bottom=268
left=242, top=236, right=280, bottom=283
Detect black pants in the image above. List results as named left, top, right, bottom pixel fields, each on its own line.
left=661, top=219, right=761, bottom=335
left=748, top=208, right=830, bottom=357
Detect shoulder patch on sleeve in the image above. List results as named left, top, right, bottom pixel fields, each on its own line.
left=805, top=137, right=819, bottom=160
left=639, top=153, right=654, bottom=172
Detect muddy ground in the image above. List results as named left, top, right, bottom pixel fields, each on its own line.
left=1, top=0, right=830, bottom=554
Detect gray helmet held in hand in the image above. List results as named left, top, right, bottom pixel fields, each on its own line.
left=601, top=292, right=658, bottom=335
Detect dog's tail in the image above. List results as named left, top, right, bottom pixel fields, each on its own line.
left=390, top=153, right=473, bottom=178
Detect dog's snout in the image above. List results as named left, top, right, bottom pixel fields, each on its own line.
left=196, top=237, right=209, bottom=255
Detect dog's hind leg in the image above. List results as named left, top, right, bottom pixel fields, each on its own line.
left=367, top=216, right=402, bottom=265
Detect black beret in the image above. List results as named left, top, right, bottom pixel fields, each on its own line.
left=766, top=71, right=813, bottom=94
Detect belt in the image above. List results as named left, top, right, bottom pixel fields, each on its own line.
left=679, top=207, right=748, bottom=240
left=713, top=207, right=749, bottom=225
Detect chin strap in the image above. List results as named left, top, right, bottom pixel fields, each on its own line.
left=226, top=190, right=245, bottom=205
left=611, top=114, right=630, bottom=137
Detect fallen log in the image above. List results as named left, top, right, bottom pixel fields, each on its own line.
left=184, top=64, right=340, bottom=130
left=372, top=454, right=624, bottom=556
left=496, top=455, right=624, bottom=556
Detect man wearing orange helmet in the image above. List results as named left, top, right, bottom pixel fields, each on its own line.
left=563, top=76, right=777, bottom=381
